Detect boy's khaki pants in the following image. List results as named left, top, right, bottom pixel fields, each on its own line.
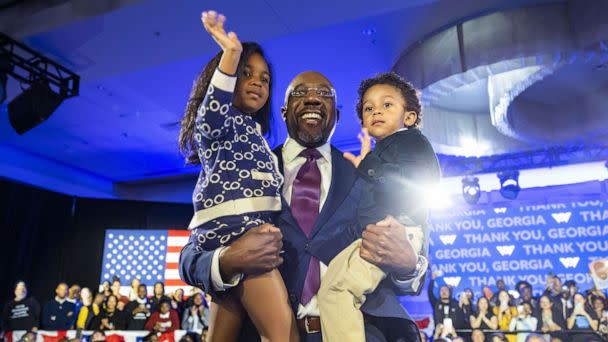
left=317, top=224, right=424, bottom=342
left=317, top=239, right=386, bottom=342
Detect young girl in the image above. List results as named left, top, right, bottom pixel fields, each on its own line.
left=178, top=10, right=298, bottom=342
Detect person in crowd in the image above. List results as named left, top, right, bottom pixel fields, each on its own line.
left=458, top=290, right=474, bottom=326
left=90, top=330, right=106, bottom=342
left=564, top=281, right=577, bottom=297
left=90, top=294, right=126, bottom=331
left=592, top=295, right=608, bottom=337
left=430, top=275, right=467, bottom=339
left=128, top=278, right=141, bottom=301
left=66, top=284, right=82, bottom=317
left=493, top=290, right=517, bottom=342
left=553, top=283, right=574, bottom=323
left=67, top=284, right=81, bottom=303
left=101, top=281, right=112, bottom=298
left=463, top=288, right=476, bottom=311
left=76, top=291, right=104, bottom=330
left=516, top=282, right=537, bottom=310
left=515, top=281, right=529, bottom=294
left=483, top=286, right=495, bottom=306
left=78, top=288, right=91, bottom=308
left=41, top=282, right=75, bottom=330
left=1, top=281, right=40, bottom=332
left=471, top=328, right=485, bottom=342
left=124, top=284, right=151, bottom=330
left=70, top=285, right=86, bottom=323
left=543, top=274, right=562, bottom=299
left=491, top=279, right=508, bottom=307
left=509, top=303, right=537, bottom=342
left=74, top=287, right=89, bottom=328
left=566, top=292, right=600, bottom=342
left=471, top=296, right=498, bottom=331
left=585, top=286, right=607, bottom=311
left=535, top=294, right=565, bottom=341
left=144, top=298, right=179, bottom=333
left=149, top=282, right=170, bottom=313
left=181, top=292, right=209, bottom=331
left=110, top=279, right=129, bottom=310
left=170, top=288, right=186, bottom=320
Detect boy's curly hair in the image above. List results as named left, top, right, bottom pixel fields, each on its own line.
left=355, top=72, right=422, bottom=128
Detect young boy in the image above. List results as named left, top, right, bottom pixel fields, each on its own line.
left=318, top=72, right=440, bottom=341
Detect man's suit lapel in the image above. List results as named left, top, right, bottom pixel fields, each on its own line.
left=309, top=146, right=357, bottom=239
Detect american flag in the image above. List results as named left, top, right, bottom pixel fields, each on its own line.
left=100, top=229, right=193, bottom=294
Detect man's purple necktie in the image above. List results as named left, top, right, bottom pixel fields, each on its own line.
left=291, top=148, right=322, bottom=305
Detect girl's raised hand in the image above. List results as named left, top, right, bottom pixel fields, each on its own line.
left=201, top=11, right=242, bottom=54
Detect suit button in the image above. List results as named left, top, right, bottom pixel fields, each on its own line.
left=304, top=242, right=310, bottom=250
left=289, top=293, right=297, bottom=303
left=368, top=169, right=375, bottom=176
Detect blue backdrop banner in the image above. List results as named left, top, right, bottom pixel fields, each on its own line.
left=401, top=196, right=608, bottom=320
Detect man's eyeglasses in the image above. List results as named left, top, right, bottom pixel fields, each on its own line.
left=290, top=87, right=335, bottom=98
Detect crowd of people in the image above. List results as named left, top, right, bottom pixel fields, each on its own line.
left=425, top=273, right=608, bottom=342
left=1, top=278, right=210, bottom=342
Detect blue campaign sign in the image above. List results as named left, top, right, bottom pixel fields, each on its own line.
left=427, top=198, right=608, bottom=294
left=400, top=196, right=608, bottom=321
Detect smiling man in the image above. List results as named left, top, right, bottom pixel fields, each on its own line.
left=180, top=71, right=427, bottom=342
left=282, top=72, right=338, bottom=148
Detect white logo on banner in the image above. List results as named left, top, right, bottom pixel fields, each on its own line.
left=439, top=235, right=457, bottom=245
left=560, top=257, right=580, bottom=268
left=444, top=276, right=462, bottom=287
left=494, top=207, right=507, bottom=214
left=496, top=245, right=515, bottom=256
left=551, top=212, right=572, bottom=223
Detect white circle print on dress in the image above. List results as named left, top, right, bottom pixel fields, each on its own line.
left=209, top=99, right=221, bottom=112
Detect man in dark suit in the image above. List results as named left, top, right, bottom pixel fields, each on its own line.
left=180, top=71, right=427, bottom=341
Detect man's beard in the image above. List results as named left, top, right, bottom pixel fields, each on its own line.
left=297, top=129, right=325, bottom=148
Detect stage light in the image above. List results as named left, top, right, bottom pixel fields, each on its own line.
left=462, top=176, right=480, bottom=204
left=8, top=80, right=65, bottom=134
left=498, top=170, right=520, bottom=199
